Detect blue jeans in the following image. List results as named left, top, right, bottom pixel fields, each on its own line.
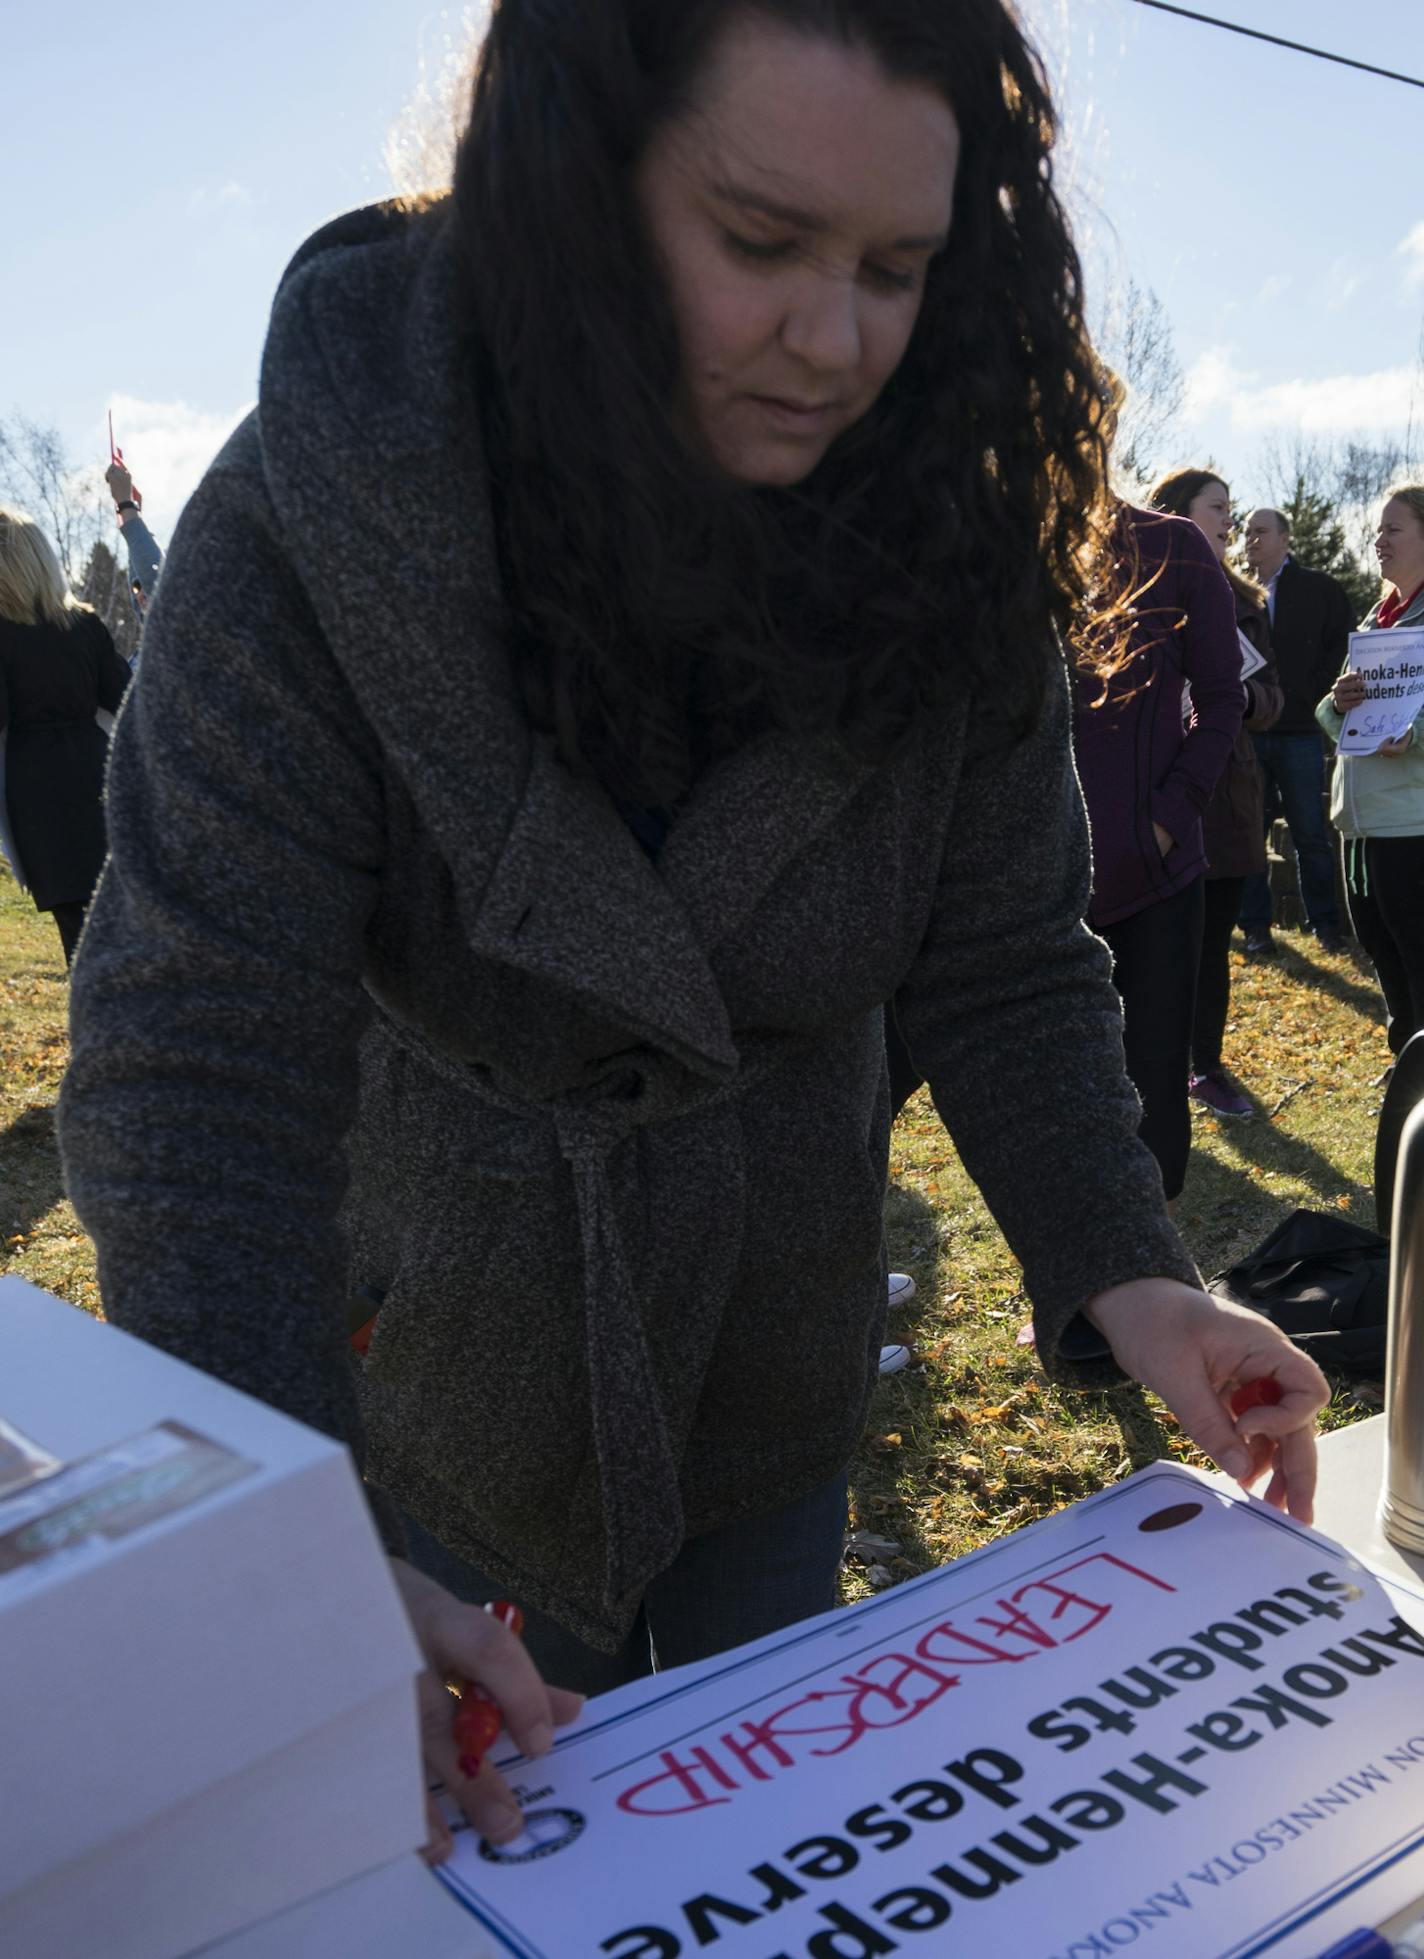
left=1239, top=731, right=1339, bottom=935
left=402, top=1471, right=849, bottom=1698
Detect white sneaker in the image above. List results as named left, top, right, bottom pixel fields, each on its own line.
left=880, top=1273, right=917, bottom=1375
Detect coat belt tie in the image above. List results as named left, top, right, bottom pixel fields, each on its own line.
left=374, top=1009, right=689, bottom=1615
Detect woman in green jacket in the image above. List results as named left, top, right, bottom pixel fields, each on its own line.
left=1317, top=485, right=1424, bottom=1060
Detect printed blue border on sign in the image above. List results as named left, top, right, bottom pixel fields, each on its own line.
left=1227, top=1821, right=1424, bottom=1956
left=435, top=1860, right=553, bottom=1959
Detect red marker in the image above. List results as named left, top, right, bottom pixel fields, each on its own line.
left=1229, top=1376, right=1284, bottom=1419
left=454, top=1601, right=525, bottom=1779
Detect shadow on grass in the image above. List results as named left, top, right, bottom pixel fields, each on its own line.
left=882, top=1178, right=939, bottom=1291
left=0, top=1105, right=68, bottom=1240
left=1203, top=1099, right=1378, bottom=1232
left=848, top=1179, right=950, bottom=1577
left=881, top=1175, right=950, bottom=1367
left=1266, top=941, right=1385, bottom=1023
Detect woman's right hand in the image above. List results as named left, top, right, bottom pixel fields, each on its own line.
left=390, top=1556, right=585, bottom=1864
left=1333, top=671, right=1367, bottom=712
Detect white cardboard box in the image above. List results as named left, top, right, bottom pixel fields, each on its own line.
left=0, top=1277, right=427, bottom=1959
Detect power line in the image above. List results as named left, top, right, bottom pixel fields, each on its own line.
left=1128, top=0, right=1424, bottom=90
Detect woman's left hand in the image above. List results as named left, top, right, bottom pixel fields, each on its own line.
left=1152, top=821, right=1174, bottom=858
left=1084, top=1277, right=1329, bottom=1522
left=1378, top=729, right=1415, bottom=756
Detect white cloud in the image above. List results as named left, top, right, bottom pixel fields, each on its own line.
left=1248, top=367, right=1416, bottom=434
left=1321, top=259, right=1363, bottom=313
left=186, top=181, right=254, bottom=213
left=1254, top=274, right=1291, bottom=306
left=1398, top=221, right=1424, bottom=294
left=99, top=395, right=253, bottom=544
left=1182, top=346, right=1253, bottom=418
left=1183, top=346, right=1415, bottom=436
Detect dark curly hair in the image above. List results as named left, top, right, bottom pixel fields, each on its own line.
left=453, top=0, right=1117, bottom=805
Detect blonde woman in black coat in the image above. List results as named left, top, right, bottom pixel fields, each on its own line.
left=0, top=508, right=131, bottom=964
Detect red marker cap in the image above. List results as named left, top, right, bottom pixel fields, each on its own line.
left=1229, top=1376, right=1284, bottom=1419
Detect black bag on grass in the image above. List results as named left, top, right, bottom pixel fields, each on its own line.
left=1207, top=1207, right=1388, bottom=1377
left=1205, top=1033, right=1424, bottom=1377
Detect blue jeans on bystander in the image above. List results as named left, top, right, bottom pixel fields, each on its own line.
left=1239, top=730, right=1339, bottom=936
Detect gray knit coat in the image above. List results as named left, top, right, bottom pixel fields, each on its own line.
left=58, top=201, right=1198, bottom=1650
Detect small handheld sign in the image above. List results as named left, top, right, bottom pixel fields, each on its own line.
left=107, top=410, right=142, bottom=511
left=1337, top=628, right=1424, bottom=754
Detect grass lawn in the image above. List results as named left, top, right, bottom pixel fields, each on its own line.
left=0, top=875, right=1389, bottom=1600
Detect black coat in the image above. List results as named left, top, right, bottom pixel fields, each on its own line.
left=0, top=611, right=130, bottom=909
left=1270, top=558, right=1357, bottom=734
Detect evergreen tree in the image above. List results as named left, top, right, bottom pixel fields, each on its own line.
left=1277, top=474, right=1378, bottom=619
left=79, top=538, right=140, bottom=664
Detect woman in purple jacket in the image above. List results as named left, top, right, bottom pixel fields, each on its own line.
left=1147, top=469, right=1283, bottom=1121
left=1073, top=508, right=1243, bottom=1201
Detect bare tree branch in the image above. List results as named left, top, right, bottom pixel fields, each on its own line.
left=1254, top=420, right=1424, bottom=614
left=1095, top=280, right=1187, bottom=491
left=0, top=412, right=109, bottom=586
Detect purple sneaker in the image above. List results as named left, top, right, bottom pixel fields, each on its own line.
left=1189, top=1068, right=1254, bottom=1119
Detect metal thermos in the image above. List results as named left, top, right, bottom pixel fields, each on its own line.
left=1382, top=1099, right=1424, bottom=1551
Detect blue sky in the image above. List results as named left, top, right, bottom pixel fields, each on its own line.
left=7, top=0, right=1422, bottom=547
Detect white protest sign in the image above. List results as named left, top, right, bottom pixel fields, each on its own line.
left=1336, top=628, right=1424, bottom=754
left=1183, top=631, right=1261, bottom=720
left=433, top=1465, right=1424, bottom=1959
left=1237, top=629, right=1267, bottom=682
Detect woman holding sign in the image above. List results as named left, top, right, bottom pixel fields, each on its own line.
left=1319, top=485, right=1424, bottom=1059
left=58, top=0, right=1328, bottom=1857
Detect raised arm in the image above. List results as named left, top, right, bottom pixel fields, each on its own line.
left=106, top=462, right=164, bottom=601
